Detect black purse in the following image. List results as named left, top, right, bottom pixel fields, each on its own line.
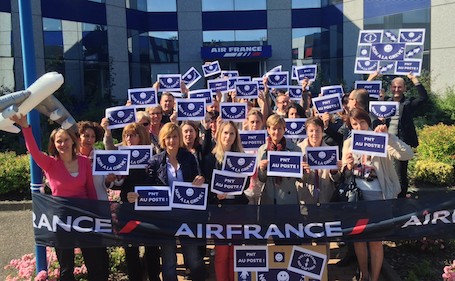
left=338, top=174, right=363, bottom=202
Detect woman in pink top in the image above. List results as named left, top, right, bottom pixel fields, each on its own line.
left=11, top=114, right=108, bottom=281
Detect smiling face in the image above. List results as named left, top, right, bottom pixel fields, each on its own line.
left=391, top=78, right=406, bottom=101
left=288, top=107, right=300, bottom=119
left=160, top=94, right=175, bottom=114
left=220, top=123, right=236, bottom=151
left=181, top=124, right=196, bottom=147
left=164, top=130, right=180, bottom=152
left=123, top=130, right=140, bottom=146
left=267, top=124, right=285, bottom=144
left=79, top=128, right=96, bottom=151
left=148, top=108, right=163, bottom=125
left=306, top=123, right=323, bottom=147
left=54, top=131, right=75, bottom=156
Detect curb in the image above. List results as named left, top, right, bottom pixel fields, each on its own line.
left=382, top=258, right=402, bottom=281
left=0, top=201, right=32, bottom=212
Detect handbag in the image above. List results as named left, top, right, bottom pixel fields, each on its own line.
left=338, top=174, right=363, bottom=203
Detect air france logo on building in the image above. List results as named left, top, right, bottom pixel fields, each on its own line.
left=93, top=150, right=130, bottom=175
left=171, top=182, right=208, bottom=210
left=239, top=130, right=267, bottom=151
left=189, top=89, right=212, bottom=105
left=222, top=152, right=257, bottom=176
left=370, top=43, right=406, bottom=61
left=182, top=67, right=202, bottom=88
left=177, top=98, right=206, bottom=121
left=312, top=94, right=342, bottom=114
left=399, top=30, right=424, bottom=43
left=105, top=106, right=136, bottom=129
left=157, top=74, right=181, bottom=92
left=288, top=246, right=327, bottom=280
left=266, top=72, right=288, bottom=87
left=128, top=87, right=157, bottom=108
left=135, top=186, right=171, bottom=211
left=358, top=30, right=383, bottom=44
left=369, top=101, right=399, bottom=118
left=284, top=118, right=307, bottom=139
left=236, top=81, right=258, bottom=99
left=220, top=103, right=247, bottom=121
left=118, top=145, right=152, bottom=169
left=202, top=61, right=221, bottom=77
left=306, top=146, right=339, bottom=170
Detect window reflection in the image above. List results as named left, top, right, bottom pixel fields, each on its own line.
left=43, top=18, right=63, bottom=59
left=0, top=12, right=14, bottom=89
left=126, top=0, right=176, bottom=11
left=203, top=30, right=267, bottom=45
left=202, top=0, right=265, bottom=11
left=292, top=0, right=321, bottom=9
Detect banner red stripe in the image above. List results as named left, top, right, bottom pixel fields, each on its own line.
left=119, top=220, right=141, bottom=234
left=349, top=219, right=369, bottom=235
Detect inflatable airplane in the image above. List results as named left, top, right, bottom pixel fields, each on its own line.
left=0, top=72, right=76, bottom=133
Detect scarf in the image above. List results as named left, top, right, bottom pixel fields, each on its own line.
left=266, top=136, right=287, bottom=185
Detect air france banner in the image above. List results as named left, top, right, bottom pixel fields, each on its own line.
left=369, top=101, right=399, bottom=119
left=157, top=74, right=182, bottom=92
left=182, top=67, right=202, bottom=89
left=235, top=81, right=259, bottom=99
left=210, top=170, right=248, bottom=195
left=234, top=246, right=268, bottom=272
left=221, top=70, right=239, bottom=77
left=134, top=186, right=171, bottom=211
left=176, top=98, right=206, bottom=121
left=220, top=102, right=247, bottom=121
left=171, top=182, right=208, bottom=211
left=118, top=145, right=152, bottom=169
left=267, top=151, right=303, bottom=178
left=128, top=87, right=158, bottom=108
left=208, top=79, right=229, bottom=93
left=93, top=150, right=130, bottom=175
left=351, top=130, right=389, bottom=157
left=202, top=61, right=221, bottom=77
left=355, top=28, right=425, bottom=75
left=239, top=130, right=267, bottom=151
left=284, top=118, right=307, bottom=139
left=321, top=85, right=344, bottom=96
left=294, top=65, right=317, bottom=82
left=306, top=146, right=339, bottom=170
left=288, top=86, right=303, bottom=101
left=266, top=71, right=289, bottom=88
left=189, top=89, right=212, bottom=105
left=312, top=94, right=343, bottom=114
left=222, top=152, right=258, bottom=176
left=288, top=246, right=327, bottom=280
left=355, top=81, right=382, bottom=99
left=105, top=106, right=136, bottom=129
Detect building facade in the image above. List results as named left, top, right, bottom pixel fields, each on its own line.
left=0, top=0, right=453, bottom=102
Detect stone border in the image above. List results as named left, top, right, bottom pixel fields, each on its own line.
left=0, top=201, right=32, bottom=211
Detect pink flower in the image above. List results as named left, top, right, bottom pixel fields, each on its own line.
left=34, top=270, right=48, bottom=281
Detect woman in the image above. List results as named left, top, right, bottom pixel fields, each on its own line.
left=128, top=123, right=206, bottom=281
left=297, top=117, right=341, bottom=204
left=257, top=114, right=302, bottom=205
left=202, top=121, right=249, bottom=281
left=137, top=110, right=162, bottom=154
left=11, top=114, right=109, bottom=281
left=147, top=104, right=165, bottom=150
left=342, top=108, right=414, bottom=281
left=181, top=121, right=214, bottom=176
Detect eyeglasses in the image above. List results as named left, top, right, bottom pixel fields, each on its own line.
left=125, top=133, right=138, bottom=138
left=140, top=122, right=150, bottom=127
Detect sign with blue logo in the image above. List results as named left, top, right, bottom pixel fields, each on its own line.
left=189, top=89, right=213, bottom=105
left=236, top=81, right=259, bottom=99
left=288, top=246, right=327, bottom=280
left=221, top=70, right=239, bottom=77
left=288, top=86, right=303, bottom=101
left=369, top=101, right=399, bottom=118
left=294, top=65, right=317, bottom=82
left=234, top=246, right=268, bottom=272
left=157, top=74, right=182, bottom=92
left=236, top=272, right=251, bottom=281
left=312, top=93, right=343, bottom=114
left=128, top=87, right=157, bottom=108
left=202, top=61, right=221, bottom=77
left=321, top=85, right=344, bottom=96
left=265, top=65, right=282, bottom=76
left=105, top=106, right=136, bottom=129
left=306, top=146, right=339, bottom=170
left=117, top=145, right=152, bottom=169
left=267, top=151, right=303, bottom=178
left=176, top=98, right=206, bottom=121
left=239, top=130, right=267, bottom=152
left=220, top=102, right=247, bottom=121
left=354, top=81, right=382, bottom=99
left=210, top=170, right=248, bottom=195
left=355, top=28, right=425, bottom=75
left=252, top=77, right=265, bottom=91
left=93, top=150, right=130, bottom=175
left=201, top=45, right=272, bottom=60
left=284, top=118, right=307, bottom=139
left=181, top=67, right=202, bottom=89
left=134, top=186, right=171, bottom=211
left=208, top=79, right=229, bottom=93
left=257, top=269, right=306, bottom=281
left=222, top=152, right=257, bottom=176
left=351, top=130, right=389, bottom=157
left=237, top=76, right=251, bottom=82
left=170, top=181, right=208, bottom=210
left=227, top=77, right=238, bottom=90
left=266, top=72, right=289, bottom=88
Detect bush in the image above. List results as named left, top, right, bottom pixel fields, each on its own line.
left=416, top=123, right=455, bottom=166
left=413, top=160, right=455, bottom=186
left=0, top=152, right=31, bottom=197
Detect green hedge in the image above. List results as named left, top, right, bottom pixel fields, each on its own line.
left=0, top=152, right=31, bottom=196
left=413, top=160, right=455, bottom=186
left=416, top=123, right=455, bottom=166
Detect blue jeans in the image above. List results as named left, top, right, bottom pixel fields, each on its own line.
left=161, top=243, right=205, bottom=281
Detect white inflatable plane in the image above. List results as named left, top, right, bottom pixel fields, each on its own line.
left=0, top=72, right=76, bottom=133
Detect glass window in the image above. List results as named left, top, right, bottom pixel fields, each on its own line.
left=42, top=18, right=63, bottom=59
left=292, top=0, right=321, bottom=9
left=202, top=0, right=265, bottom=11
left=147, top=0, right=176, bottom=11
left=234, top=0, right=266, bottom=10
left=128, top=30, right=178, bottom=63
left=0, top=12, right=12, bottom=57
left=203, top=31, right=235, bottom=43
left=43, top=17, right=62, bottom=31
left=203, top=30, right=267, bottom=45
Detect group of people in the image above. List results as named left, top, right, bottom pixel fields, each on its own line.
left=11, top=70, right=428, bottom=281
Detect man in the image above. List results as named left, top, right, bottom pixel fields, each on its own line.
left=160, top=92, right=175, bottom=124
left=274, top=93, right=290, bottom=116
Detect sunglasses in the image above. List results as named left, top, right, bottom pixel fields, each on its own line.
left=141, top=122, right=150, bottom=126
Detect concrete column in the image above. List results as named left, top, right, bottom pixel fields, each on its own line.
left=0, top=11, right=14, bottom=88
left=266, top=0, right=292, bottom=73
left=62, top=20, right=83, bottom=97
